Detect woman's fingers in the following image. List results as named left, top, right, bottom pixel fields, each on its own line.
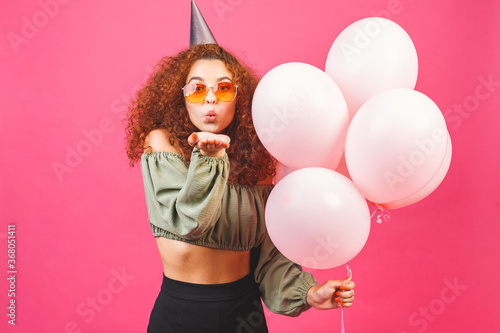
left=339, top=294, right=354, bottom=303
left=338, top=290, right=354, bottom=298
left=335, top=281, right=355, bottom=308
left=194, top=134, right=229, bottom=151
left=213, top=134, right=230, bottom=148
left=340, top=301, right=353, bottom=308
left=188, top=132, right=199, bottom=147
left=188, top=132, right=230, bottom=156
left=340, top=279, right=355, bottom=290
left=335, top=290, right=354, bottom=304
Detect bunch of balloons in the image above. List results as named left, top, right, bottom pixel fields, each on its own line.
left=252, top=17, right=452, bottom=269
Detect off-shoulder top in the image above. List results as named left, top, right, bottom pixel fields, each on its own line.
left=140, top=148, right=317, bottom=317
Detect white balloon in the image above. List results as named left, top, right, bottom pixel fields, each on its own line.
left=383, top=132, right=452, bottom=209
left=266, top=168, right=371, bottom=269
left=252, top=62, right=348, bottom=170
left=325, top=17, right=418, bottom=119
left=345, top=88, right=450, bottom=206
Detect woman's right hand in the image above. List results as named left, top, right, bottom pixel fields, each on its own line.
left=188, top=132, right=230, bottom=157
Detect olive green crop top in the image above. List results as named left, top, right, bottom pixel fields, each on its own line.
left=140, top=148, right=318, bottom=317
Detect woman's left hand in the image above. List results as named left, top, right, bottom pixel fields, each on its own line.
left=306, top=276, right=355, bottom=310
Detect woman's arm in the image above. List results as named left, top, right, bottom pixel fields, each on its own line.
left=253, top=233, right=356, bottom=316
left=141, top=130, right=230, bottom=239
left=252, top=234, right=318, bottom=317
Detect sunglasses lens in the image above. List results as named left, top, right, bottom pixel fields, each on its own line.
left=183, top=84, right=206, bottom=103
left=215, top=82, right=237, bottom=102
left=183, top=82, right=237, bottom=103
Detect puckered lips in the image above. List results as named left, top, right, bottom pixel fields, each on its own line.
left=205, top=110, right=217, bottom=122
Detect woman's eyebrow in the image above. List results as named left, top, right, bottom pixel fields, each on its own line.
left=187, top=76, right=204, bottom=83
left=187, top=76, right=233, bottom=83
left=217, top=76, right=233, bottom=82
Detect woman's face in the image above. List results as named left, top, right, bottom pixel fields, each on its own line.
left=184, top=59, right=236, bottom=134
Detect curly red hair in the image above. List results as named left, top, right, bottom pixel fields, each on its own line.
left=125, top=44, right=275, bottom=185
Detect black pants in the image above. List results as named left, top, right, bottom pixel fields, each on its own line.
left=147, top=273, right=269, bottom=333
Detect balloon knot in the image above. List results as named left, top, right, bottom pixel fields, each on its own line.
left=370, top=204, right=391, bottom=224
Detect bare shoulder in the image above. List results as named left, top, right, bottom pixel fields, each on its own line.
left=144, top=129, right=180, bottom=153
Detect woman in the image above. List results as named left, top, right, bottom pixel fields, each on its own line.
left=125, top=43, right=355, bottom=332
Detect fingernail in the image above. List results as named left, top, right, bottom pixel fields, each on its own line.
left=340, top=286, right=348, bottom=290
left=335, top=291, right=339, bottom=296
left=191, top=133, right=198, bottom=140
left=334, top=297, right=340, bottom=301
left=214, top=140, right=220, bottom=144
left=339, top=302, right=345, bottom=306
left=345, top=274, right=351, bottom=280
left=208, top=140, right=214, bottom=144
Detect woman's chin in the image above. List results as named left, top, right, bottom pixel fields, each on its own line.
left=198, top=123, right=224, bottom=134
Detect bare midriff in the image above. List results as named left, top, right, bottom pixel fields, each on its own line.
left=155, top=236, right=251, bottom=284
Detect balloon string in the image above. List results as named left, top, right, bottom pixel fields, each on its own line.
left=369, top=203, right=391, bottom=224
left=340, top=262, right=352, bottom=333
left=341, top=307, right=345, bottom=333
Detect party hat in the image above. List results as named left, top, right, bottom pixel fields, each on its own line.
left=190, top=0, right=217, bottom=48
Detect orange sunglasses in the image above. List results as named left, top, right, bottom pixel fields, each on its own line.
left=182, top=82, right=238, bottom=104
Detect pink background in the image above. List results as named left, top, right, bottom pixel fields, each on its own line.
left=1, top=0, right=499, bottom=332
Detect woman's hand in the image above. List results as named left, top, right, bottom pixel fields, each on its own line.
left=188, top=132, right=231, bottom=157
left=306, top=276, right=355, bottom=310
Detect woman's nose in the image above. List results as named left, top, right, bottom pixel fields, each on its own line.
left=205, top=88, right=217, bottom=103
